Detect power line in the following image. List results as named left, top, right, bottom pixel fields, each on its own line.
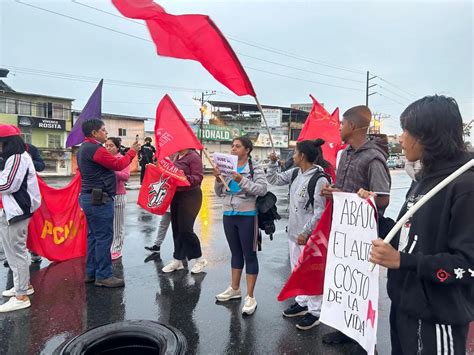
left=71, top=0, right=366, bottom=77
left=373, top=74, right=418, bottom=98
left=245, top=66, right=364, bottom=92
left=377, top=93, right=405, bottom=106
left=376, top=84, right=411, bottom=102
left=16, top=0, right=151, bottom=43
left=238, top=54, right=364, bottom=83
left=227, top=36, right=365, bottom=75
left=5, top=65, right=222, bottom=93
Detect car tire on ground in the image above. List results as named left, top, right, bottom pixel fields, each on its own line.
left=54, top=320, right=187, bottom=355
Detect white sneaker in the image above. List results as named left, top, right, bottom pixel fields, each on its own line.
left=2, top=286, right=34, bottom=297
left=0, top=297, right=31, bottom=312
left=190, top=259, right=208, bottom=274
left=215, top=286, right=241, bottom=302
left=162, top=259, right=184, bottom=273
left=242, top=295, right=257, bottom=316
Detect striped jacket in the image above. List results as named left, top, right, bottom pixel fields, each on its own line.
left=0, top=152, right=41, bottom=224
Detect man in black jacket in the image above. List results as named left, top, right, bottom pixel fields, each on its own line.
left=138, top=137, right=156, bottom=184
left=369, top=95, right=473, bottom=354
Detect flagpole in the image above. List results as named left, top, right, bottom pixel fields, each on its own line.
left=202, top=149, right=230, bottom=191
left=254, top=96, right=275, bottom=153
left=369, top=159, right=474, bottom=271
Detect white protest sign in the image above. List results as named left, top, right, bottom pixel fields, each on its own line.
left=320, top=192, right=379, bottom=355
left=212, top=153, right=238, bottom=176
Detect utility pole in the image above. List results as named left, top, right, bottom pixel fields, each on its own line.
left=193, top=90, right=216, bottom=157
left=366, top=71, right=377, bottom=107
left=370, top=112, right=390, bottom=134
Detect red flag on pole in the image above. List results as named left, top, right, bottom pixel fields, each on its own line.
left=154, top=95, right=203, bottom=160
left=297, top=95, right=342, bottom=169
left=278, top=202, right=332, bottom=301
left=27, top=174, right=87, bottom=262
left=111, top=0, right=256, bottom=97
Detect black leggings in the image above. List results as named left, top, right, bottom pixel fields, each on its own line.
left=223, top=215, right=259, bottom=275
left=170, top=188, right=203, bottom=261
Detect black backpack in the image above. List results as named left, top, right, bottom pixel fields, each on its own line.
left=290, top=168, right=331, bottom=210
left=248, top=160, right=281, bottom=241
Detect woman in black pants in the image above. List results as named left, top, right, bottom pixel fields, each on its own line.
left=213, top=137, right=267, bottom=316
left=161, top=149, right=207, bottom=274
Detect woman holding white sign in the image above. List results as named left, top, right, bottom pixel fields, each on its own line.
left=213, top=136, right=267, bottom=316
left=267, top=139, right=329, bottom=330
left=359, top=95, right=474, bottom=355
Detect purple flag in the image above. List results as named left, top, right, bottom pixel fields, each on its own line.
left=66, top=79, right=103, bottom=148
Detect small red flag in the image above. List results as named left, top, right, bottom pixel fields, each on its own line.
left=298, top=95, right=342, bottom=169
left=112, top=0, right=256, bottom=97
left=27, top=173, right=87, bottom=262
left=154, top=95, right=203, bottom=160
left=137, top=162, right=189, bottom=215
left=278, top=202, right=332, bottom=301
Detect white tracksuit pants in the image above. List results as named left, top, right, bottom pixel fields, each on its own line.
left=288, top=240, right=323, bottom=317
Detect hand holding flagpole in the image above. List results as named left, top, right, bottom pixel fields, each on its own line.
left=369, top=159, right=474, bottom=271
left=202, top=149, right=230, bottom=191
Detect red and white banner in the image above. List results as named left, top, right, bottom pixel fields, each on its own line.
left=137, top=160, right=190, bottom=215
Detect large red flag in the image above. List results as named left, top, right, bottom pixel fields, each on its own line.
left=154, top=95, right=203, bottom=160
left=298, top=95, right=342, bottom=169
left=278, top=202, right=332, bottom=301
left=27, top=174, right=87, bottom=262
left=112, top=0, right=256, bottom=97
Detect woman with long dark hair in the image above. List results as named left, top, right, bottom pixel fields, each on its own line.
left=104, top=137, right=130, bottom=260
left=213, top=136, right=267, bottom=316
left=360, top=95, right=473, bottom=354
left=267, top=139, right=329, bottom=330
left=0, top=125, right=41, bottom=312
left=161, top=148, right=207, bottom=274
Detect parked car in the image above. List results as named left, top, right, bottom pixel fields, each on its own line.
left=395, top=157, right=405, bottom=168
left=387, top=158, right=397, bottom=169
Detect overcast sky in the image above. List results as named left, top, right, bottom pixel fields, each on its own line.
left=1, top=0, right=472, bottom=140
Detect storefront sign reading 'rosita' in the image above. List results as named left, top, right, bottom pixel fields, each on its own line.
left=18, top=116, right=66, bottom=131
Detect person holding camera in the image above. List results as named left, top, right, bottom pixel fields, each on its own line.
left=213, top=136, right=267, bottom=316
left=77, top=119, right=140, bottom=288
left=267, top=139, right=329, bottom=330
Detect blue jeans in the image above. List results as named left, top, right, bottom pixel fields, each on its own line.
left=79, top=193, right=114, bottom=280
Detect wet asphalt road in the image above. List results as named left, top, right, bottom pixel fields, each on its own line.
left=0, top=171, right=414, bottom=355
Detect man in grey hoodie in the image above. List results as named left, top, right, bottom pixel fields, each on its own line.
left=321, top=105, right=391, bottom=347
